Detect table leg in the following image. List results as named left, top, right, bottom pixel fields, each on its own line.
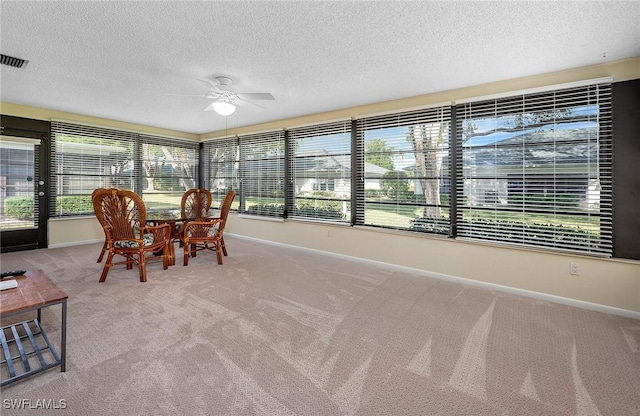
left=60, top=300, right=66, bottom=372
left=170, top=241, right=176, bottom=266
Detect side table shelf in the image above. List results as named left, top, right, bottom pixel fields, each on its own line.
left=1, top=317, right=62, bottom=386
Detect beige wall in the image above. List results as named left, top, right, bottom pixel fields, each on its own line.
left=5, top=57, right=640, bottom=316
left=0, top=102, right=199, bottom=141
left=50, top=217, right=104, bottom=246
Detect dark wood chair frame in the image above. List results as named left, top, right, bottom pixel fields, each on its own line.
left=181, top=190, right=236, bottom=266
left=92, top=189, right=172, bottom=282
left=91, top=187, right=118, bottom=263
left=173, top=188, right=213, bottom=243
left=180, top=188, right=213, bottom=220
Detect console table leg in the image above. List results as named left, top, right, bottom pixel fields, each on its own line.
left=61, top=301, right=67, bottom=372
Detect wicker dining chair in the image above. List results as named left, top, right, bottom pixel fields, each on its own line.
left=180, top=188, right=213, bottom=220
left=91, top=187, right=118, bottom=263
left=92, top=188, right=172, bottom=282
left=181, top=189, right=236, bottom=266
left=173, top=188, right=213, bottom=241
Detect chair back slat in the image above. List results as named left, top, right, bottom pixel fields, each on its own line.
left=181, top=189, right=213, bottom=219
left=217, top=190, right=236, bottom=233
left=93, top=189, right=146, bottom=240
left=91, top=188, right=119, bottom=263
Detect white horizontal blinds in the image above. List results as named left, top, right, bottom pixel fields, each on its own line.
left=455, top=83, right=612, bottom=255
left=288, top=121, right=351, bottom=222
left=355, top=107, right=451, bottom=233
left=597, top=84, right=613, bottom=253
left=50, top=121, right=137, bottom=216
left=202, top=138, right=240, bottom=209
left=139, top=134, right=199, bottom=214
left=33, top=140, right=41, bottom=228
left=238, top=130, right=285, bottom=217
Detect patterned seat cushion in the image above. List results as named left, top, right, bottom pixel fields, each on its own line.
left=113, top=233, right=155, bottom=249
left=186, top=228, right=218, bottom=238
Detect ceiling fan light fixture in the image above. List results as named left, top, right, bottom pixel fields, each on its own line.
left=212, top=100, right=236, bottom=116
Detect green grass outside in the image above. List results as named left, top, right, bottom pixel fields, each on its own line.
left=1, top=193, right=598, bottom=237
left=462, top=208, right=600, bottom=233
left=240, top=195, right=599, bottom=234
left=143, top=192, right=242, bottom=212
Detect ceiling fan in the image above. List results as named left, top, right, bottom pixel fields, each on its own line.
left=189, top=76, right=275, bottom=116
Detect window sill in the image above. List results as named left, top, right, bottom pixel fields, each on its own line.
left=237, top=214, right=284, bottom=223
left=50, top=215, right=96, bottom=222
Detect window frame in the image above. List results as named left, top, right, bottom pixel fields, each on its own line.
left=287, top=121, right=352, bottom=224
left=355, top=107, right=452, bottom=235
left=139, top=133, right=200, bottom=215
left=50, top=121, right=200, bottom=217
left=238, top=130, right=286, bottom=218
left=202, top=137, right=240, bottom=210
left=453, top=82, right=612, bottom=256
left=50, top=121, right=138, bottom=217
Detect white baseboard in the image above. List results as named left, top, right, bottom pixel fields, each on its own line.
left=228, top=233, right=640, bottom=320
left=49, top=238, right=104, bottom=249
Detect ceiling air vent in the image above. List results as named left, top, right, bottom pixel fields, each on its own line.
left=1, top=54, right=28, bottom=69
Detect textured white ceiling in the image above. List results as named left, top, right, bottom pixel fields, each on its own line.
left=1, top=1, right=639, bottom=135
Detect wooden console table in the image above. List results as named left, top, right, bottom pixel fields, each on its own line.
left=0, top=270, right=68, bottom=386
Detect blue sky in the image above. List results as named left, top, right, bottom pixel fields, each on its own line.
left=296, top=104, right=600, bottom=150
left=464, top=104, right=599, bottom=147
left=464, top=120, right=599, bottom=147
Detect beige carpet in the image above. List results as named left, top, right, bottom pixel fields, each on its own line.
left=0, top=237, right=638, bottom=415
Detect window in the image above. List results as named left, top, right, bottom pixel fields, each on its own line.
left=288, top=121, right=351, bottom=223
left=50, top=81, right=616, bottom=258
left=455, top=83, right=612, bottom=255
left=140, top=134, right=199, bottom=214
left=0, top=136, right=39, bottom=230
left=51, top=122, right=199, bottom=217
left=355, top=107, right=451, bottom=234
left=238, top=130, right=285, bottom=217
left=202, top=138, right=240, bottom=209
left=51, top=121, right=137, bottom=216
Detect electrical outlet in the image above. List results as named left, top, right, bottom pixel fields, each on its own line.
left=327, top=229, right=333, bottom=237
left=570, top=262, right=580, bottom=275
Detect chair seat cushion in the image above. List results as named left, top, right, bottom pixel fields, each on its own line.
left=187, top=228, right=218, bottom=238
left=114, top=233, right=155, bottom=248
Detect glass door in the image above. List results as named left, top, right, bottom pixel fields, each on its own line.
left=0, top=135, right=48, bottom=252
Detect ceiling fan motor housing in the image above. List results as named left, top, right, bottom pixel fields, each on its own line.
left=215, top=76, right=233, bottom=87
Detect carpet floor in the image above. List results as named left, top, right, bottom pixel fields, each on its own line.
left=0, top=237, right=638, bottom=415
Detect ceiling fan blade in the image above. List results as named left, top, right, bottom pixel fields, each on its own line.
left=237, top=92, right=274, bottom=101
left=197, top=78, right=224, bottom=92
left=166, top=93, right=213, bottom=98
left=204, top=102, right=216, bottom=111
left=235, top=99, right=266, bottom=112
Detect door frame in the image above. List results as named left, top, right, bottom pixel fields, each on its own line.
left=0, top=115, right=50, bottom=253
